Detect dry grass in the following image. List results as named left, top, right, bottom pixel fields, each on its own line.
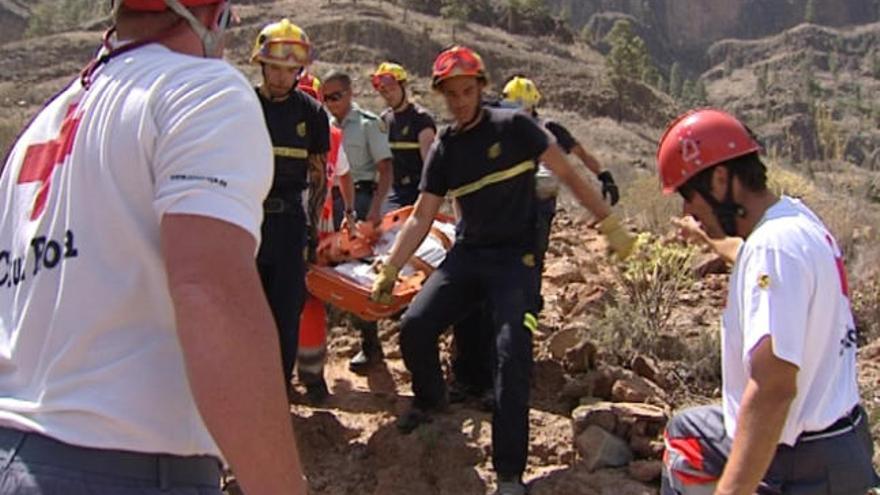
left=618, top=173, right=680, bottom=234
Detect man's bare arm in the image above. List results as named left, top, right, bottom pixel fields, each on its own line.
left=716, top=337, right=798, bottom=495
left=368, top=158, right=393, bottom=223
left=385, top=193, right=444, bottom=269
left=418, top=128, right=436, bottom=162
left=162, top=214, right=307, bottom=495
left=541, top=144, right=611, bottom=221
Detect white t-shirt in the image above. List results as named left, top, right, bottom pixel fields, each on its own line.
left=722, top=196, right=860, bottom=446
left=0, top=44, right=272, bottom=458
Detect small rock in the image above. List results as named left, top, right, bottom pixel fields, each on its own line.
left=610, top=402, right=668, bottom=424
left=611, top=376, right=667, bottom=404
left=560, top=377, right=593, bottom=403
left=590, top=367, right=618, bottom=400
left=575, top=425, right=634, bottom=471
left=630, top=435, right=666, bottom=459
left=630, top=355, right=658, bottom=382
left=628, top=460, right=663, bottom=482
left=544, top=259, right=586, bottom=285
left=572, top=402, right=617, bottom=435
left=548, top=327, right=584, bottom=360
left=563, top=340, right=597, bottom=373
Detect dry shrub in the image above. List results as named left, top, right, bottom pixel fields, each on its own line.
left=595, top=234, right=698, bottom=358
left=767, top=164, right=817, bottom=199
left=619, top=173, right=680, bottom=234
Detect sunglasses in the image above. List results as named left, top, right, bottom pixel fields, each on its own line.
left=323, top=90, right=347, bottom=102
left=371, top=74, right=398, bottom=90
left=258, top=40, right=311, bottom=65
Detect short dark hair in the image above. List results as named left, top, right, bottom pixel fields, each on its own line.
left=685, top=152, right=768, bottom=194
left=322, top=70, right=351, bottom=89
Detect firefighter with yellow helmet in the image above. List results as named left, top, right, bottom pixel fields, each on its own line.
left=372, top=62, right=437, bottom=210
left=251, top=19, right=332, bottom=400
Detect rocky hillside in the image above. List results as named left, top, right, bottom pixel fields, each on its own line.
left=549, top=0, right=880, bottom=72
left=1, top=2, right=879, bottom=494
left=0, top=0, right=28, bottom=45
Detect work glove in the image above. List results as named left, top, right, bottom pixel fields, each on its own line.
left=597, top=213, right=635, bottom=261
left=341, top=209, right=358, bottom=237
left=597, top=171, right=620, bottom=206
left=370, top=263, right=400, bottom=305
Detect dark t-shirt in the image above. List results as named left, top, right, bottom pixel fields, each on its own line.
left=256, top=88, right=330, bottom=195
left=543, top=120, right=578, bottom=154
left=420, top=107, right=550, bottom=248
left=382, top=103, right=436, bottom=189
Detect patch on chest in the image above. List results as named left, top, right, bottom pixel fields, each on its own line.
left=487, top=142, right=502, bottom=160
left=757, top=273, right=771, bottom=290
left=297, top=122, right=307, bottom=138
left=401, top=125, right=410, bottom=136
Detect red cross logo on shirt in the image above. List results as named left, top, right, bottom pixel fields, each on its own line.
left=17, top=105, right=82, bottom=221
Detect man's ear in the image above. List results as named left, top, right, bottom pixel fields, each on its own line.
left=710, top=165, right=730, bottom=199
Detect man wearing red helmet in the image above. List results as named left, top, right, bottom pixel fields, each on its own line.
left=0, top=1, right=307, bottom=494
left=657, top=109, right=877, bottom=495
left=370, top=46, right=635, bottom=495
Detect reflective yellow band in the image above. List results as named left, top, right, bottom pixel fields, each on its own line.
left=448, top=161, right=535, bottom=199
left=274, top=146, right=309, bottom=159
left=390, top=142, right=422, bottom=150
left=524, top=313, right=538, bottom=333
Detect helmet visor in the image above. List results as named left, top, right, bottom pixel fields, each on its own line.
left=433, top=49, right=482, bottom=81
left=371, top=73, right=398, bottom=90
left=258, top=39, right=311, bottom=66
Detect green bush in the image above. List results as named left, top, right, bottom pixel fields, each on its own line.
left=595, top=234, right=698, bottom=357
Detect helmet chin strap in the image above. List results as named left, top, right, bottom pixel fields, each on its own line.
left=695, top=167, right=746, bottom=237
left=112, top=0, right=225, bottom=57
left=163, top=0, right=224, bottom=57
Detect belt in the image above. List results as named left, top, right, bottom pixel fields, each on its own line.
left=799, top=405, right=862, bottom=442
left=354, top=181, right=376, bottom=192
left=0, top=427, right=221, bottom=489
left=264, top=197, right=301, bottom=214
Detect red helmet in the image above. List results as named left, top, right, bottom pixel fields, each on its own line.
left=657, top=108, right=761, bottom=194
left=298, top=73, right=322, bottom=101
left=122, top=0, right=221, bottom=11
left=431, top=46, right=487, bottom=89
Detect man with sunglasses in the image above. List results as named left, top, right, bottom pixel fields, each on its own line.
left=0, top=1, right=307, bottom=494
left=657, top=109, right=877, bottom=495
left=371, top=62, right=437, bottom=211
left=250, top=19, right=333, bottom=401
left=370, top=46, right=635, bottom=495
left=321, top=70, right=394, bottom=372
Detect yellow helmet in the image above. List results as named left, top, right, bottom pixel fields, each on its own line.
left=251, top=19, right=313, bottom=68
left=502, top=76, right=542, bottom=110
left=372, top=62, right=408, bottom=88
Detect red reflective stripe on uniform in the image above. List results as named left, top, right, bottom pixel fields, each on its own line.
left=825, top=234, right=850, bottom=296
left=665, top=432, right=705, bottom=471
left=299, top=295, right=327, bottom=349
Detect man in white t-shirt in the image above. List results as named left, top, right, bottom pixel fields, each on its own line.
left=0, top=1, right=307, bottom=494
left=656, top=108, right=877, bottom=495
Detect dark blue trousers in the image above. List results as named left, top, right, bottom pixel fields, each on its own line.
left=400, top=244, right=538, bottom=477
left=257, top=202, right=307, bottom=386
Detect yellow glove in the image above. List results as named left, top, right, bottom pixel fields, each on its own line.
left=370, top=263, right=400, bottom=304
left=597, top=213, right=636, bottom=260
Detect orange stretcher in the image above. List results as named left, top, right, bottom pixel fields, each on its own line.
left=305, top=206, right=456, bottom=321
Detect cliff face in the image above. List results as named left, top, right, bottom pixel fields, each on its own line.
left=0, top=0, right=29, bottom=45
left=552, top=0, right=879, bottom=69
